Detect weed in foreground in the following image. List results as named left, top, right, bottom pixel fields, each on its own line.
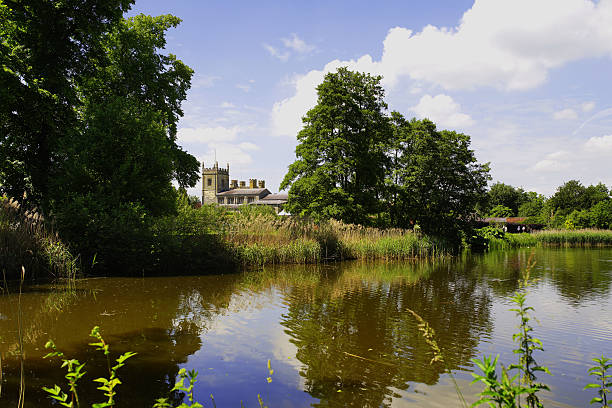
left=584, top=355, right=611, bottom=407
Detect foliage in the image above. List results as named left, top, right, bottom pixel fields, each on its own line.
left=487, top=183, right=527, bottom=217
left=489, top=205, right=514, bottom=218
left=472, top=259, right=550, bottom=408
left=387, top=116, right=490, bottom=244
left=281, top=67, right=391, bottom=225
left=0, top=0, right=133, bottom=206
left=1, top=196, right=77, bottom=280
left=584, top=356, right=611, bottom=407
left=42, top=327, right=136, bottom=408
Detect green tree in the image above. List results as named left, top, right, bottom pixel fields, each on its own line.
left=51, top=14, right=199, bottom=271
left=388, top=117, right=490, bottom=242
left=0, top=0, right=133, bottom=206
left=280, top=68, right=391, bottom=224
left=489, top=205, right=514, bottom=218
left=549, top=180, right=589, bottom=217
left=518, top=192, right=547, bottom=218
left=54, top=14, right=198, bottom=217
left=486, top=183, right=527, bottom=216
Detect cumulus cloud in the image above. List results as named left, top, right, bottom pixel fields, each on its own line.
left=553, top=108, right=578, bottom=120
left=533, top=150, right=571, bottom=172
left=271, top=0, right=612, bottom=136
left=411, top=94, right=475, bottom=129
left=281, top=33, right=316, bottom=54
left=379, top=0, right=612, bottom=90
left=582, top=101, right=596, bottom=112
left=584, top=134, right=612, bottom=153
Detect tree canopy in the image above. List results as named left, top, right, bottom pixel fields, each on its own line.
left=281, top=67, right=490, bottom=241
left=280, top=68, right=391, bottom=225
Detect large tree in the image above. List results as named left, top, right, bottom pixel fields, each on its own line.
left=387, top=116, right=490, bottom=242
left=0, top=0, right=133, bottom=206
left=280, top=68, right=392, bottom=224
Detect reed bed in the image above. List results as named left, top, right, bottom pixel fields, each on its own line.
left=487, top=229, right=612, bottom=250
left=223, top=211, right=449, bottom=266
left=0, top=196, right=77, bottom=281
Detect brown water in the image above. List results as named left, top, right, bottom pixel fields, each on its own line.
left=1, top=248, right=611, bottom=407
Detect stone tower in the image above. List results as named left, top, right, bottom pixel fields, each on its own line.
left=201, top=161, right=229, bottom=204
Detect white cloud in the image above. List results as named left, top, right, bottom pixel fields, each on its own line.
left=281, top=33, right=315, bottom=54
left=584, top=134, right=612, bottom=153
left=553, top=108, right=578, bottom=120
left=202, top=142, right=260, bottom=167
left=177, top=125, right=253, bottom=144
left=192, top=74, right=221, bottom=89
left=411, top=94, right=475, bottom=129
left=263, top=44, right=289, bottom=61
left=582, top=101, right=596, bottom=112
left=271, top=0, right=612, bottom=136
left=379, top=0, right=612, bottom=90
left=220, top=102, right=235, bottom=108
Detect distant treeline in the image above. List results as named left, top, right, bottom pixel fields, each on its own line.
left=483, top=180, right=612, bottom=229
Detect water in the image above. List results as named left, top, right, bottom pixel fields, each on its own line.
left=1, top=248, right=611, bottom=407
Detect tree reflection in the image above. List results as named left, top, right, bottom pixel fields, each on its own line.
left=280, top=261, right=493, bottom=407
left=0, top=274, right=241, bottom=407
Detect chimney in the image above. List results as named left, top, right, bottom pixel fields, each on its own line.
left=258, top=180, right=265, bottom=188
left=231, top=179, right=238, bottom=189
left=249, top=179, right=257, bottom=189
left=239, top=181, right=246, bottom=188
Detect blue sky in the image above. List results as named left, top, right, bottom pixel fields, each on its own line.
left=129, top=0, right=612, bottom=197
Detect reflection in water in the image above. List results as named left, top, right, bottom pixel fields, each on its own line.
left=0, top=248, right=610, bottom=407
left=280, top=261, right=492, bottom=407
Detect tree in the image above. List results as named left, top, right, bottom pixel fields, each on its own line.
left=486, top=183, right=527, bottom=216
left=0, top=0, right=133, bottom=206
left=388, top=117, right=490, bottom=242
left=280, top=68, right=391, bottom=224
left=50, top=13, right=199, bottom=271
left=518, top=191, right=547, bottom=218
left=53, top=14, right=198, bottom=217
left=549, top=180, right=588, bottom=217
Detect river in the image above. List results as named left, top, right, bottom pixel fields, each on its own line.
left=1, top=247, right=611, bottom=407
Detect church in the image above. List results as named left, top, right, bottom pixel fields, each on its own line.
left=201, top=161, right=288, bottom=211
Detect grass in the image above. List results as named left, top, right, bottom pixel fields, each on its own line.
left=222, top=210, right=450, bottom=266
left=486, top=229, right=612, bottom=250
left=0, top=196, right=78, bottom=281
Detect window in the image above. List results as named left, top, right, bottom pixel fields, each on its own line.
left=228, top=197, right=234, bottom=204
left=236, top=197, right=244, bottom=204
left=207, top=178, right=212, bottom=186
left=217, top=197, right=224, bottom=204
left=247, top=197, right=254, bottom=204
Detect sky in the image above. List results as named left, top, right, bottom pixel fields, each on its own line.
left=128, top=0, right=612, bottom=197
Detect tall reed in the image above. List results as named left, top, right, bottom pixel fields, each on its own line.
left=222, top=211, right=449, bottom=266
left=0, top=196, right=78, bottom=281
left=485, top=229, right=612, bottom=251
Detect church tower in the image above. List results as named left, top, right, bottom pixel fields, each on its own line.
left=201, top=161, right=230, bottom=204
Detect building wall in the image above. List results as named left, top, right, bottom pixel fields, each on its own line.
left=202, top=162, right=229, bottom=204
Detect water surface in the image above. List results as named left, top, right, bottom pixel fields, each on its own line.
left=1, top=248, right=611, bottom=407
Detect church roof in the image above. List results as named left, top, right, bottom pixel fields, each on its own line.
left=260, top=193, right=288, bottom=201
left=217, top=188, right=270, bottom=196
